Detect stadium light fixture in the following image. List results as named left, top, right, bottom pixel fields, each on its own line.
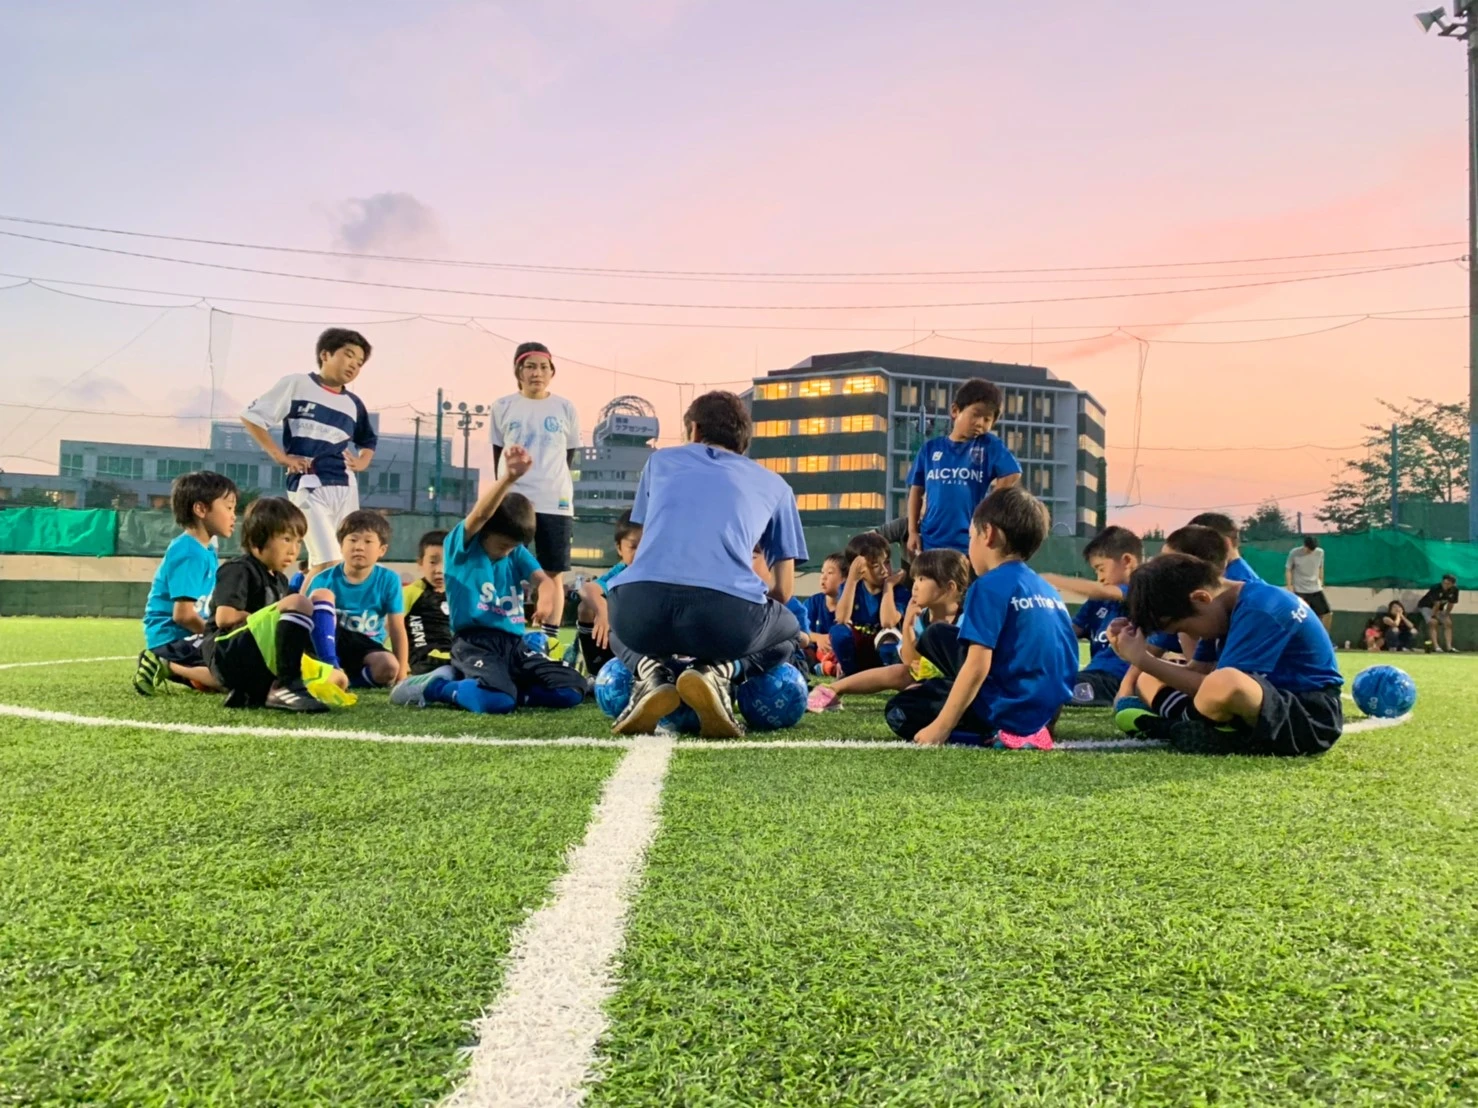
left=1416, top=2, right=1478, bottom=543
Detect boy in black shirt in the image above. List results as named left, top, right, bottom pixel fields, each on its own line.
left=404, top=529, right=453, bottom=674
left=205, top=497, right=345, bottom=712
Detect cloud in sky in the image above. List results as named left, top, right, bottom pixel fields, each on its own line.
left=331, top=192, right=442, bottom=256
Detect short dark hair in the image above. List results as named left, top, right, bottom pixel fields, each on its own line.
left=844, top=531, right=890, bottom=564
left=1303, top=535, right=1318, bottom=550
left=1083, top=524, right=1142, bottom=564
left=1126, top=553, right=1220, bottom=630
left=241, top=496, right=307, bottom=553
left=1186, top=512, right=1239, bottom=541
left=953, top=378, right=1004, bottom=419
left=513, top=341, right=555, bottom=382
left=316, top=328, right=371, bottom=365
left=684, top=391, right=751, bottom=454
left=912, top=548, right=971, bottom=595
left=1443, top=572, right=1457, bottom=582
left=823, top=551, right=848, bottom=573
left=337, top=509, right=391, bottom=545
left=481, top=491, right=536, bottom=547
left=417, top=530, right=447, bottom=559
left=614, top=509, right=642, bottom=547
left=1164, top=524, right=1230, bottom=573
left=171, top=471, right=237, bottom=528
left=971, top=485, right=1049, bottom=560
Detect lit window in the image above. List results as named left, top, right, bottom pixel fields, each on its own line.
left=570, top=546, right=606, bottom=561
left=797, top=378, right=834, bottom=397
left=896, top=383, right=919, bottom=407
left=842, top=375, right=882, bottom=395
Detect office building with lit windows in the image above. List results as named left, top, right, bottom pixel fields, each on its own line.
left=747, top=350, right=1107, bottom=536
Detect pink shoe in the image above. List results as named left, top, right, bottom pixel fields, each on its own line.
left=994, top=727, right=1054, bottom=751
left=807, top=685, right=842, bottom=713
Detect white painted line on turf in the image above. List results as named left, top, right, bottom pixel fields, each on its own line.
left=444, top=735, right=674, bottom=1108
left=0, top=654, right=133, bottom=671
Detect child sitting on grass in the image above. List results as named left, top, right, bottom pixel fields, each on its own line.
left=804, top=552, right=845, bottom=674
left=1187, top=512, right=1261, bottom=583
left=404, top=530, right=452, bottom=675
left=391, top=444, right=587, bottom=714
left=1112, top=552, right=1344, bottom=755
left=807, top=548, right=970, bottom=711
left=576, top=511, right=642, bottom=676
left=203, top=497, right=350, bottom=713
left=829, top=532, right=911, bottom=676
left=1041, top=525, right=1142, bottom=707
left=135, top=471, right=238, bottom=696
left=885, top=486, right=1077, bottom=748
left=316, top=510, right=409, bottom=688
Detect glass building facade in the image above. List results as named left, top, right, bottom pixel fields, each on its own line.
left=747, top=351, right=1106, bottom=536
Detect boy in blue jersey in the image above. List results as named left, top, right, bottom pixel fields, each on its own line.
left=607, top=391, right=808, bottom=738
left=391, top=444, right=585, bottom=714
left=135, top=471, right=238, bottom=696
left=241, top=328, right=377, bottom=587
left=829, top=532, right=912, bottom=676
left=1113, top=553, right=1344, bottom=756
left=905, top=378, right=1021, bottom=557
left=576, top=510, right=643, bottom=676
left=805, top=553, right=845, bottom=674
left=886, top=485, right=1077, bottom=748
left=316, top=510, right=408, bottom=688
left=1187, top=512, right=1261, bottom=583
left=1041, top=525, right=1142, bottom=707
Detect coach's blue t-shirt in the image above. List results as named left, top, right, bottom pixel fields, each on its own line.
left=444, top=523, right=541, bottom=636
left=906, top=434, right=1021, bottom=553
left=1073, top=586, right=1130, bottom=680
left=612, top=443, right=808, bottom=605
left=956, top=560, right=1077, bottom=734
left=319, top=563, right=404, bottom=644
left=1225, top=556, right=1261, bottom=583
left=844, top=580, right=912, bottom=635
left=143, top=532, right=217, bottom=649
left=1214, top=580, right=1343, bottom=692
left=805, top=593, right=838, bottom=637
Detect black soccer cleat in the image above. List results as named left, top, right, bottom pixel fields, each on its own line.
left=677, top=661, right=744, bottom=739
left=264, top=679, right=331, bottom=714
left=613, top=659, right=680, bottom=735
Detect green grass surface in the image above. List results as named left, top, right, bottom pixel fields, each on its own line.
left=3, top=617, right=1477, bottom=1105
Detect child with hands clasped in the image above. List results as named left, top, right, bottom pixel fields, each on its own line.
left=828, top=532, right=911, bottom=676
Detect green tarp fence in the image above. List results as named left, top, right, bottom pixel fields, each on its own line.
left=0, top=507, right=116, bottom=556
left=6, top=507, right=1478, bottom=590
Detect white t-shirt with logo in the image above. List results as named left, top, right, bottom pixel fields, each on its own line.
left=1286, top=545, right=1324, bottom=594
left=488, top=392, right=580, bottom=515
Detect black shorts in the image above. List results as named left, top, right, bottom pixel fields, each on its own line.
left=1070, top=668, right=1121, bottom=706
left=533, top=513, right=573, bottom=574
left=204, top=631, right=275, bottom=709
left=336, top=626, right=393, bottom=685
left=1296, top=591, right=1331, bottom=617
left=409, top=646, right=452, bottom=675
left=1157, top=679, right=1343, bottom=757
left=450, top=626, right=588, bottom=700
left=153, top=635, right=205, bottom=668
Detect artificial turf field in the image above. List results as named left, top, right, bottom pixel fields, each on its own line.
left=1, top=617, right=1474, bottom=1106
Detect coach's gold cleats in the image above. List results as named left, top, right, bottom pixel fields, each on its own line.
left=301, top=656, right=357, bottom=708
left=132, top=650, right=171, bottom=697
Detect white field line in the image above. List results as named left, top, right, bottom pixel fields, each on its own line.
left=443, top=735, right=674, bottom=1108
left=0, top=654, right=133, bottom=671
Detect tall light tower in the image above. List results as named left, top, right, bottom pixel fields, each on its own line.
left=444, top=399, right=486, bottom=515
left=1416, top=4, right=1478, bottom=540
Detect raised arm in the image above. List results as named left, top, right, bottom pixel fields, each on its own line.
left=466, top=444, right=531, bottom=535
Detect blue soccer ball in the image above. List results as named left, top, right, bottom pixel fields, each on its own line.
left=522, top=630, right=549, bottom=655
left=1352, top=665, right=1417, bottom=719
left=658, top=704, right=701, bottom=734
left=736, top=663, right=809, bottom=731
left=594, top=658, right=633, bottom=718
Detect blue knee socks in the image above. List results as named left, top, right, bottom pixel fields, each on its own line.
left=521, top=685, right=583, bottom=710
left=311, top=601, right=340, bottom=668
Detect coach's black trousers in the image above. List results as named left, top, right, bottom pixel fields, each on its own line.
left=608, top=582, right=799, bottom=677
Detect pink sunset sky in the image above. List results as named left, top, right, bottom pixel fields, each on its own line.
left=0, top=0, right=1469, bottom=532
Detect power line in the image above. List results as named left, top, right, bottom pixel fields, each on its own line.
left=0, top=272, right=1465, bottom=335
left=0, top=214, right=1462, bottom=278
left=1124, top=486, right=1335, bottom=511
left=0, top=229, right=1458, bottom=312
left=1106, top=442, right=1360, bottom=452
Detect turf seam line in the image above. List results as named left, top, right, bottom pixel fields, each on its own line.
left=443, top=735, right=674, bottom=1108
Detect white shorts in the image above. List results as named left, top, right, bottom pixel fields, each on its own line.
left=289, top=482, right=359, bottom=567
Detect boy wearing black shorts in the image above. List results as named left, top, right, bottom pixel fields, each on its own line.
left=404, top=530, right=452, bottom=674
left=1112, top=553, right=1344, bottom=755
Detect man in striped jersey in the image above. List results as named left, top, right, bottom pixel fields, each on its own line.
left=241, top=328, right=377, bottom=588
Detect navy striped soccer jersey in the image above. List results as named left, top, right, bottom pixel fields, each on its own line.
left=241, top=373, right=377, bottom=491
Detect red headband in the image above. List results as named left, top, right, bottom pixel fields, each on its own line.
left=515, top=350, right=552, bottom=367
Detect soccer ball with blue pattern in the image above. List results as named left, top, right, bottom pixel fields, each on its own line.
left=736, top=663, right=808, bottom=731
left=658, top=704, right=701, bottom=734
left=522, top=630, right=549, bottom=655
left=1352, top=665, right=1417, bottom=719
left=594, top=658, right=633, bottom=718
